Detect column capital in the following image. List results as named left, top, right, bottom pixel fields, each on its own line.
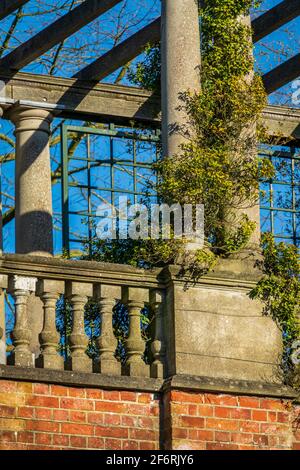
left=6, top=105, right=53, bottom=134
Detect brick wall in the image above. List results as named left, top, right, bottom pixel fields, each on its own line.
left=164, top=390, right=300, bottom=450
left=0, top=379, right=300, bottom=450
left=0, top=380, right=160, bottom=450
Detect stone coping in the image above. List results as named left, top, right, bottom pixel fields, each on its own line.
left=0, top=366, right=298, bottom=400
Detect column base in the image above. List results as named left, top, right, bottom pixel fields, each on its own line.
left=66, top=355, right=92, bottom=373
left=122, top=360, right=149, bottom=377
left=9, top=350, right=34, bottom=368
left=36, top=353, right=64, bottom=370
left=150, top=362, right=165, bottom=379
left=94, top=358, right=121, bottom=375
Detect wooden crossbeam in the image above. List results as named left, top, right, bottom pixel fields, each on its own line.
left=263, top=53, right=300, bottom=94
left=0, top=0, right=29, bottom=21
left=74, top=2, right=300, bottom=83
left=0, top=0, right=122, bottom=71
left=252, top=0, right=300, bottom=43
left=74, top=18, right=161, bottom=81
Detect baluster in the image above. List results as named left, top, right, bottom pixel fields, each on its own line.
left=9, top=276, right=37, bottom=367
left=122, top=287, right=149, bottom=377
left=150, top=289, right=166, bottom=378
left=66, top=281, right=93, bottom=372
left=36, top=279, right=64, bottom=370
left=0, top=274, right=8, bottom=365
left=94, top=284, right=121, bottom=375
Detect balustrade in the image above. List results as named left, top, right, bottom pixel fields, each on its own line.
left=0, top=254, right=166, bottom=378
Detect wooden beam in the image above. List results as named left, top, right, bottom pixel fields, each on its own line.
left=74, top=18, right=161, bottom=81
left=262, top=53, right=300, bottom=94
left=0, top=0, right=29, bottom=20
left=252, top=0, right=300, bottom=43
left=0, top=0, right=122, bottom=71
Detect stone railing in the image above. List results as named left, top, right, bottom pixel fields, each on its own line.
left=0, top=254, right=166, bottom=379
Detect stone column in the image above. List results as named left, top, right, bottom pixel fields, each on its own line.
left=0, top=275, right=8, bottom=365
left=150, top=289, right=166, bottom=378
left=8, top=105, right=54, bottom=256
left=161, top=0, right=201, bottom=158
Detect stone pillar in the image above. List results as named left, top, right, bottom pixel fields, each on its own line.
left=161, top=0, right=201, bottom=158
left=36, top=279, right=64, bottom=370
left=94, top=284, right=121, bottom=375
left=0, top=275, right=8, bottom=365
left=122, top=287, right=149, bottom=377
left=65, top=281, right=93, bottom=372
left=150, top=289, right=166, bottom=378
left=8, top=105, right=54, bottom=256
left=9, top=276, right=37, bottom=367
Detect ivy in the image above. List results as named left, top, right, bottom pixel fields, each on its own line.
left=250, top=233, right=300, bottom=385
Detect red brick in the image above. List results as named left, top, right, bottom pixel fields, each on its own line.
left=17, top=407, right=34, bottom=419
left=88, top=437, right=105, bottom=449
left=121, top=415, right=137, bottom=427
left=197, top=430, right=214, bottom=441
left=61, top=423, right=94, bottom=436
left=205, top=394, right=238, bottom=406
left=137, top=393, right=151, bottom=404
left=261, top=423, right=288, bottom=434
left=70, top=436, right=87, bottom=448
left=239, top=397, right=261, bottom=408
left=214, top=407, right=231, bottom=418
left=17, top=431, right=34, bottom=444
left=35, top=408, right=52, bottom=420
left=95, top=401, right=127, bottom=414
left=139, top=441, right=156, bottom=450
left=215, top=431, right=231, bottom=442
left=252, top=410, right=267, bottom=421
left=35, top=433, right=52, bottom=446
left=53, top=435, right=69, bottom=447
left=50, top=385, right=68, bottom=396
left=188, top=404, right=198, bottom=416
left=253, top=434, right=269, bottom=446
left=181, top=416, right=205, bottom=428
left=33, top=383, right=50, bottom=395
left=277, top=412, right=290, bottom=424
left=130, top=428, right=156, bottom=441
left=239, top=420, right=260, bottom=433
left=68, top=387, right=86, bottom=398
left=170, top=391, right=202, bottom=403
left=87, top=412, right=104, bottom=425
left=0, top=405, right=15, bottom=418
left=173, top=428, right=188, bottom=439
left=26, top=420, right=59, bottom=432
left=95, top=426, right=128, bottom=439
left=260, top=399, right=286, bottom=411
left=102, top=390, right=120, bottom=401
left=69, top=410, right=86, bottom=423
left=206, top=418, right=239, bottom=431
left=120, top=391, right=136, bottom=402
left=60, top=398, right=94, bottom=411
left=123, top=440, right=139, bottom=450
left=207, top=443, right=238, bottom=450
left=0, top=431, right=16, bottom=442
left=104, top=414, right=121, bottom=426
left=231, top=433, right=254, bottom=444
left=86, top=389, right=103, bottom=400
left=198, top=405, right=214, bottom=417
left=53, top=409, right=69, bottom=421
left=105, top=439, right=122, bottom=450
left=26, top=396, right=59, bottom=408
left=0, top=381, right=17, bottom=392
left=230, top=408, right=251, bottom=420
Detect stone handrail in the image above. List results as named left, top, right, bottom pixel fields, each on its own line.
left=0, top=254, right=166, bottom=379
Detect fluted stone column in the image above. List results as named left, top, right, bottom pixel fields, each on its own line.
left=161, top=0, right=201, bottom=158
left=8, top=105, right=54, bottom=256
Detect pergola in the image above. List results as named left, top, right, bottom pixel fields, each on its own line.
left=0, top=0, right=299, bottom=257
